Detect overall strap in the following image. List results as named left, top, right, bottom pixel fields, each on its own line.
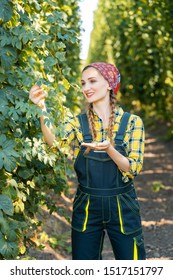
left=77, top=113, right=92, bottom=143
left=115, top=112, right=131, bottom=144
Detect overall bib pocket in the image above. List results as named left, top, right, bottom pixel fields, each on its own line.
left=85, top=151, right=119, bottom=188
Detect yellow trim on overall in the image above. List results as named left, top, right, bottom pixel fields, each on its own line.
left=117, top=196, right=125, bottom=234
left=133, top=239, right=138, bottom=260
left=82, top=197, right=90, bottom=232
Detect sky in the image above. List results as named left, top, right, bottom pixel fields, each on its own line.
left=78, top=0, right=99, bottom=60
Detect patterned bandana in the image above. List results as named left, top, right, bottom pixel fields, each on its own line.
left=82, top=62, right=121, bottom=94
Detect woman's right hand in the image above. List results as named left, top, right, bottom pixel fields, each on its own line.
left=29, top=84, right=47, bottom=109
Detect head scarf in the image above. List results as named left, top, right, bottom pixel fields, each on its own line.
left=82, top=62, right=120, bottom=94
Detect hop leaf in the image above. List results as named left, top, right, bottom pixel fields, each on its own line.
left=0, top=135, right=19, bottom=172
left=0, top=0, right=13, bottom=22
left=0, top=194, right=14, bottom=216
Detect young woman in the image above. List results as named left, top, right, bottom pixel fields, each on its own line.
left=29, top=62, right=146, bottom=260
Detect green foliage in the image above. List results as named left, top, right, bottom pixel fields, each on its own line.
left=88, top=0, right=173, bottom=136
left=151, top=181, right=165, bottom=192
left=0, top=0, right=81, bottom=259
left=49, top=233, right=72, bottom=254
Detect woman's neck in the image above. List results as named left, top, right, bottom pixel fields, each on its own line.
left=93, top=100, right=111, bottom=128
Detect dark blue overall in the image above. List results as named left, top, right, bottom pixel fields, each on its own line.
left=71, top=112, right=146, bottom=260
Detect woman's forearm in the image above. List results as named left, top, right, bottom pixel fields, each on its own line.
left=40, top=108, right=55, bottom=147
left=106, top=144, right=130, bottom=172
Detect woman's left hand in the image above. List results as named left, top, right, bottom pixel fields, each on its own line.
left=81, top=140, right=111, bottom=153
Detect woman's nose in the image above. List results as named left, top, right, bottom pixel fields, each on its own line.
left=83, top=83, right=91, bottom=92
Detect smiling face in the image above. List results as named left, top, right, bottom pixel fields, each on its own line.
left=81, top=67, right=110, bottom=104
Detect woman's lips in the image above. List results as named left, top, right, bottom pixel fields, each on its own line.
left=86, top=92, right=94, bottom=98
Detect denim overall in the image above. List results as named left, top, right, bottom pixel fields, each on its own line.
left=71, top=112, right=146, bottom=260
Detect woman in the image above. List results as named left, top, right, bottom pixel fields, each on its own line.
left=29, top=62, right=146, bottom=260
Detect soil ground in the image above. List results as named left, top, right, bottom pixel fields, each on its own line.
left=29, top=125, right=173, bottom=260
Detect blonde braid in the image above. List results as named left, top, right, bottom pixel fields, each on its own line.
left=108, top=90, right=116, bottom=144
left=87, top=103, right=97, bottom=141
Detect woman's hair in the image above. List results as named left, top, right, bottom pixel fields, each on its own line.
left=87, top=90, right=116, bottom=144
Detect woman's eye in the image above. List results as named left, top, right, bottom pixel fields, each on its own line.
left=81, top=80, right=96, bottom=86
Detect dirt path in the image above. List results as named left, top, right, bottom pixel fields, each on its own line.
left=135, top=129, right=173, bottom=260
left=29, top=127, right=173, bottom=260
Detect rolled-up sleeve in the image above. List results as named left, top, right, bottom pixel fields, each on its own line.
left=62, top=121, right=76, bottom=143
left=122, top=116, right=145, bottom=179
left=58, top=119, right=76, bottom=154
left=56, top=116, right=82, bottom=158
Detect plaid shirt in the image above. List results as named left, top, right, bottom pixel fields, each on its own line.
left=61, top=106, right=145, bottom=181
